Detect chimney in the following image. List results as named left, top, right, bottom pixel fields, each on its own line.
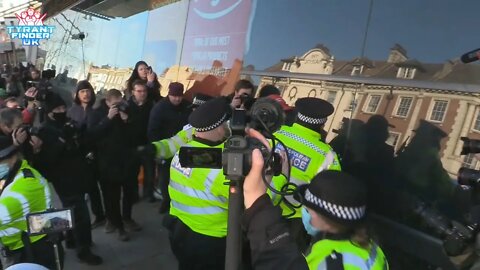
left=387, top=44, right=408, bottom=63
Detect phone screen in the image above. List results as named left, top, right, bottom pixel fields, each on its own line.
left=27, top=209, right=74, bottom=235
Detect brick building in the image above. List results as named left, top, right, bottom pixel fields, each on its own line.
left=260, top=44, right=480, bottom=176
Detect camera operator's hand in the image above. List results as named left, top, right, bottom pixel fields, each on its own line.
left=244, top=149, right=267, bottom=209
left=243, top=128, right=272, bottom=209
left=147, top=69, right=156, bottom=83
left=12, top=128, right=28, bottom=146
left=107, top=106, right=119, bottom=119
left=30, top=135, right=42, bottom=154
left=119, top=111, right=128, bottom=121
left=231, top=95, right=242, bottom=109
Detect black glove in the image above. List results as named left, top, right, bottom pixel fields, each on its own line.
left=137, top=144, right=156, bottom=158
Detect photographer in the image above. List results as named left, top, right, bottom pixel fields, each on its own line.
left=88, top=89, right=136, bottom=241
left=242, top=132, right=389, bottom=269
left=126, top=61, right=161, bottom=102
left=34, top=94, right=102, bottom=265
left=164, top=97, right=231, bottom=270
left=0, top=136, right=60, bottom=269
left=0, top=108, right=43, bottom=162
left=230, top=79, right=254, bottom=110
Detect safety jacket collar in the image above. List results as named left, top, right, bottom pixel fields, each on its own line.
left=313, top=231, right=353, bottom=243
left=193, top=136, right=224, bottom=147
left=291, top=123, right=323, bottom=140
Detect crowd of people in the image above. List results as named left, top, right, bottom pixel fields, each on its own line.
left=0, top=59, right=392, bottom=270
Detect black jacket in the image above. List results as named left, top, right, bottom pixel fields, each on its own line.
left=35, top=118, right=90, bottom=198
left=147, top=98, right=191, bottom=142
left=87, top=99, right=134, bottom=181
left=244, top=194, right=308, bottom=270
left=127, top=97, right=153, bottom=147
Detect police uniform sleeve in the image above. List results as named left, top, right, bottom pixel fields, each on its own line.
left=152, top=127, right=194, bottom=160
left=243, top=194, right=308, bottom=270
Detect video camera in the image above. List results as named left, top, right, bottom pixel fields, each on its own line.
left=179, top=97, right=285, bottom=180
left=458, top=137, right=480, bottom=189
left=413, top=200, right=476, bottom=256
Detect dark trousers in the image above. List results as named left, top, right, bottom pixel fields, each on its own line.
left=158, top=159, right=172, bottom=206
left=60, top=194, right=92, bottom=255
left=87, top=163, right=105, bottom=219
left=167, top=217, right=226, bottom=270
left=101, top=178, right=137, bottom=229
left=143, top=158, right=156, bottom=199
left=287, top=218, right=311, bottom=253
left=3, top=236, right=64, bottom=269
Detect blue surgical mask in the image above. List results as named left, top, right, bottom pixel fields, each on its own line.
left=302, top=207, right=320, bottom=236
left=0, top=163, right=10, bottom=179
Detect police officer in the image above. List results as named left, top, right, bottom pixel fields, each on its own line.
left=0, top=136, right=61, bottom=269
left=242, top=148, right=389, bottom=269
left=273, top=97, right=341, bottom=251
left=164, top=97, right=231, bottom=270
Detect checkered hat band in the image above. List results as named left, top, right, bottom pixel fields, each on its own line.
left=195, top=113, right=228, bottom=132
left=298, top=112, right=327, bottom=125
left=193, top=98, right=207, bottom=106
left=305, top=189, right=365, bottom=221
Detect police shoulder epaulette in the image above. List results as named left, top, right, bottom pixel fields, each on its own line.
left=21, top=168, right=35, bottom=179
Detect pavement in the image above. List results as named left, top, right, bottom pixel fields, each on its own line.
left=62, top=200, right=178, bottom=270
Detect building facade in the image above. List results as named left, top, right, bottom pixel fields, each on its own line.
left=260, top=44, right=480, bottom=177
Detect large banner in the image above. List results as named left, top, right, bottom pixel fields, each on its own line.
left=181, top=0, right=254, bottom=72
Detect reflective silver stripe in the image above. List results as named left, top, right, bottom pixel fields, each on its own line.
left=317, top=150, right=336, bottom=174
left=342, top=253, right=368, bottom=270
left=284, top=176, right=307, bottom=204
left=2, top=191, right=30, bottom=218
left=366, top=244, right=378, bottom=269
left=166, top=139, right=177, bottom=154
left=204, top=169, right=223, bottom=193
left=169, top=181, right=227, bottom=204
left=0, top=227, right=21, bottom=237
left=0, top=204, right=10, bottom=225
left=172, top=135, right=186, bottom=147
left=316, top=260, right=327, bottom=270
left=171, top=200, right=225, bottom=215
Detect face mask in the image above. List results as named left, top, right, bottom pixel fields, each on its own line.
left=53, top=112, right=67, bottom=123
left=302, top=207, right=320, bottom=236
left=0, top=163, right=10, bottom=180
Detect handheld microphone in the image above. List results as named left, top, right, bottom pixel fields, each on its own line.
left=461, top=48, right=480, bottom=63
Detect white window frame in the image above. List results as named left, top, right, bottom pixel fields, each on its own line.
left=472, top=108, right=480, bottom=132
left=428, top=99, right=449, bottom=123
left=393, top=96, right=414, bottom=118
left=463, top=154, right=478, bottom=169
left=386, top=132, right=401, bottom=150
left=363, top=94, right=383, bottom=114
left=351, top=65, right=364, bottom=76
left=396, top=67, right=416, bottom=79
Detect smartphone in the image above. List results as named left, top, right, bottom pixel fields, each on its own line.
left=27, top=208, right=74, bottom=236
left=179, top=147, right=223, bottom=169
